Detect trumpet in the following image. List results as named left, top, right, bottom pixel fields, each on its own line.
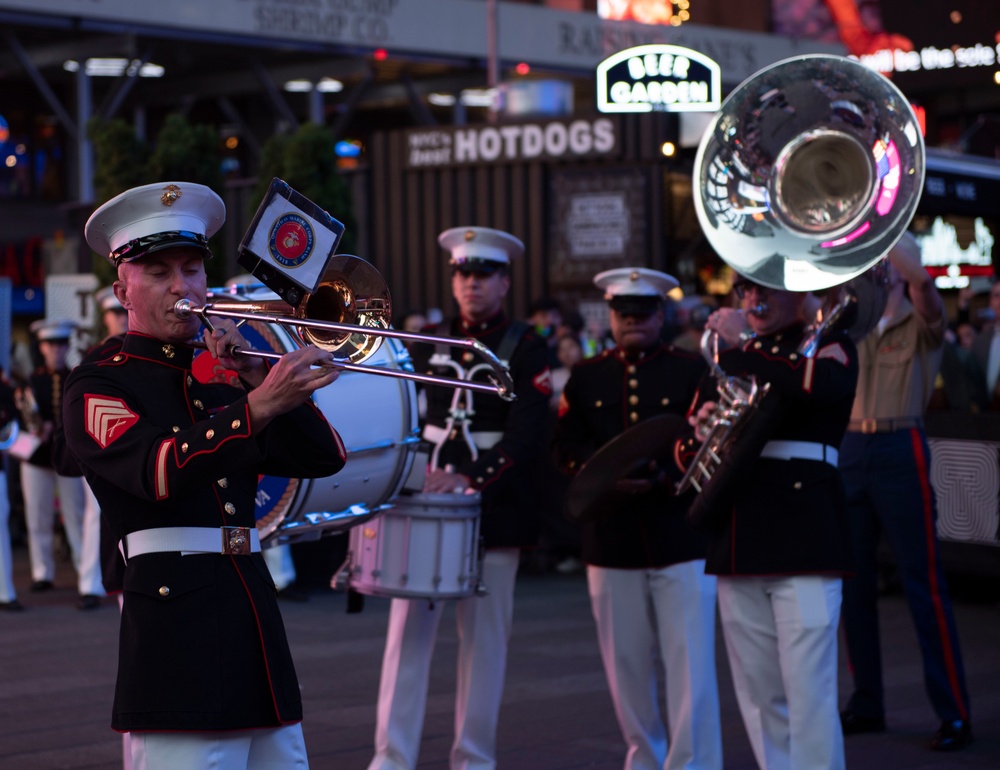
left=176, top=255, right=516, bottom=401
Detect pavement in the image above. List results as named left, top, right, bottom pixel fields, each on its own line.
left=1, top=540, right=998, bottom=770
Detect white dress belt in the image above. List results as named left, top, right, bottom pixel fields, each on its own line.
left=122, top=526, right=261, bottom=560
left=759, top=440, right=839, bottom=467
left=422, top=424, right=503, bottom=450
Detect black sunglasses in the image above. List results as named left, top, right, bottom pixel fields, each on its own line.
left=732, top=279, right=768, bottom=300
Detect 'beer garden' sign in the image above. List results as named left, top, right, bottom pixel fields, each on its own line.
left=597, top=44, right=721, bottom=114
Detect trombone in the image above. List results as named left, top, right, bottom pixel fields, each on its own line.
left=176, top=255, right=516, bottom=401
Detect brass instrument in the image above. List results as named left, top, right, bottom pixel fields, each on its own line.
left=176, top=255, right=516, bottom=401
left=677, top=54, right=924, bottom=507
left=676, top=328, right=771, bottom=498
left=15, top=387, right=42, bottom=435
left=693, top=54, right=923, bottom=293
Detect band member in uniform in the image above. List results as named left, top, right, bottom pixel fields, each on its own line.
left=62, top=181, right=347, bottom=768
left=53, top=286, right=132, bottom=609
left=838, top=234, right=972, bottom=750
left=693, top=277, right=858, bottom=770
left=96, top=285, right=129, bottom=339
left=553, top=268, right=722, bottom=770
left=367, top=226, right=551, bottom=770
left=18, top=319, right=91, bottom=601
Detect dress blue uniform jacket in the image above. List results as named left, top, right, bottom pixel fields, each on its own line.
left=701, top=324, right=859, bottom=577
left=411, top=312, right=551, bottom=549
left=62, top=332, right=346, bottom=732
left=554, top=342, right=709, bottom=569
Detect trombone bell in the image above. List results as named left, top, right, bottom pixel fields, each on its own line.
left=295, top=255, right=391, bottom=364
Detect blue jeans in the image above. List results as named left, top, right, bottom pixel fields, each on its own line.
left=838, top=428, right=970, bottom=724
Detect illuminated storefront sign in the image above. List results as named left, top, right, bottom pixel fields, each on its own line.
left=405, top=117, right=618, bottom=168
left=858, top=42, right=999, bottom=75
left=597, top=1, right=686, bottom=27
left=596, top=44, right=720, bottom=113
left=918, top=216, right=994, bottom=290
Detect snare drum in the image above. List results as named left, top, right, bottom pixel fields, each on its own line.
left=345, top=492, right=482, bottom=600
left=192, top=287, right=420, bottom=543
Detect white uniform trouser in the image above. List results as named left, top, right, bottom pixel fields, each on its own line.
left=78, top=483, right=105, bottom=596
left=20, top=462, right=87, bottom=584
left=368, top=548, right=520, bottom=770
left=118, top=594, right=132, bottom=770
left=130, top=723, right=308, bottom=769
left=717, top=576, right=844, bottom=770
left=263, top=543, right=297, bottom=591
left=587, top=560, right=722, bottom=770
left=0, top=471, right=15, bottom=602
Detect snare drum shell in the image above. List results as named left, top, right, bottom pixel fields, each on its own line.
left=348, top=492, right=482, bottom=600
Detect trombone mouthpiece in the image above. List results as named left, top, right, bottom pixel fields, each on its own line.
left=173, top=299, right=194, bottom=318
left=748, top=301, right=768, bottom=317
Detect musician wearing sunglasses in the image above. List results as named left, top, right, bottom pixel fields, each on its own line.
left=554, top=268, right=722, bottom=770
left=692, top=276, right=859, bottom=770
left=367, top=226, right=552, bottom=770
left=61, top=181, right=347, bottom=768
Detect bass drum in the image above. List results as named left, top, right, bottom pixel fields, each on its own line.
left=192, top=288, right=420, bottom=544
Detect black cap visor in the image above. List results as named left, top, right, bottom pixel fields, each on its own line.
left=450, top=255, right=505, bottom=275
left=609, top=295, right=663, bottom=316
left=112, top=231, right=212, bottom=266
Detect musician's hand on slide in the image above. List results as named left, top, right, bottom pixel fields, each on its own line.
left=689, top=401, right=717, bottom=442
left=205, top=319, right=267, bottom=386
left=424, top=468, right=471, bottom=494
left=247, top=346, right=341, bottom=429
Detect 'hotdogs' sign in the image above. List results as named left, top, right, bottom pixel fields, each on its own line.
left=597, top=44, right=721, bottom=114
left=405, top=117, right=619, bottom=168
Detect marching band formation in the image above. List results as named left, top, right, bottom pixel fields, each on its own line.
left=0, top=53, right=980, bottom=769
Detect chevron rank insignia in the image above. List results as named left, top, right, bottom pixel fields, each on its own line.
left=85, top=395, right=140, bottom=448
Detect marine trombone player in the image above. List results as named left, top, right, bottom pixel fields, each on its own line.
left=63, top=181, right=347, bottom=768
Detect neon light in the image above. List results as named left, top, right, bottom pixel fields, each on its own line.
left=821, top=220, right=871, bottom=248
left=875, top=140, right=901, bottom=216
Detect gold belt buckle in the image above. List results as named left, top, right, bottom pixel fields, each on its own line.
left=222, top=526, right=252, bottom=556
left=860, top=418, right=878, bottom=434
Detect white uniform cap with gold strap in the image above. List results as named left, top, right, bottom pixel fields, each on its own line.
left=439, top=226, right=524, bottom=274
left=29, top=319, right=77, bottom=343
left=85, top=181, right=226, bottom=267
left=95, top=285, right=123, bottom=313
left=594, top=267, right=679, bottom=315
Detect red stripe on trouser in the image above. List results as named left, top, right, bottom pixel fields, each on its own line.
left=909, top=428, right=968, bottom=721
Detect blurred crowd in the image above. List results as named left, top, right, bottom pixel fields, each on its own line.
left=929, top=282, right=1000, bottom=412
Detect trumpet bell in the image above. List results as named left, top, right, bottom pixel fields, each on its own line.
left=693, top=54, right=925, bottom=292
left=297, top=255, right=391, bottom=363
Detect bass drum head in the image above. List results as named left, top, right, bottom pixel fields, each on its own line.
left=285, top=330, right=419, bottom=540
left=192, top=288, right=419, bottom=542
